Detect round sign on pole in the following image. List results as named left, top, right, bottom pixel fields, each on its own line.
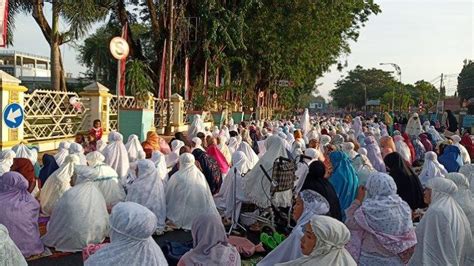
left=110, top=37, right=130, bottom=60
left=259, top=91, right=264, bottom=98
left=3, top=103, right=24, bottom=129
left=273, top=93, right=278, bottom=99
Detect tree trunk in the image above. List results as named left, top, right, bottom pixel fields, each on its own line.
left=50, top=2, right=61, bottom=91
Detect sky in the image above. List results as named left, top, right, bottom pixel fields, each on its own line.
left=9, top=0, right=474, bottom=99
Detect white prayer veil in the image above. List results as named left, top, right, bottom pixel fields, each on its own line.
left=0, top=224, right=27, bottom=266
left=165, top=139, right=185, bottom=168
left=418, top=151, right=448, bottom=186
left=69, top=143, right=87, bottom=165
left=54, top=142, right=70, bottom=166
left=102, top=131, right=130, bottom=184
left=125, top=134, right=144, bottom=163
left=0, top=149, right=16, bottom=176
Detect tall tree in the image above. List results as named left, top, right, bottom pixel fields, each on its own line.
left=11, top=0, right=109, bottom=91
left=458, top=60, right=474, bottom=113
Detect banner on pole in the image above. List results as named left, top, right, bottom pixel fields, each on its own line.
left=184, top=57, right=190, bottom=100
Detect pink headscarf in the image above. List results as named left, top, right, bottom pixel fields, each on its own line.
left=178, top=214, right=240, bottom=266
left=206, top=144, right=230, bottom=174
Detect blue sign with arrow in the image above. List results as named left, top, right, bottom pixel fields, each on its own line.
left=3, top=103, right=24, bottom=129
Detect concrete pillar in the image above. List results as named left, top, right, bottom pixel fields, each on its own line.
left=170, top=93, right=184, bottom=127
left=80, top=82, right=112, bottom=133
left=0, top=71, right=28, bottom=150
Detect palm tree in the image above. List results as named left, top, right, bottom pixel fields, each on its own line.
left=8, top=0, right=110, bottom=91
left=126, top=59, right=154, bottom=108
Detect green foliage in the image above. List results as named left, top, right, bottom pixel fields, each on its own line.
left=458, top=60, right=474, bottom=113
left=331, top=66, right=439, bottom=112
left=126, top=59, right=154, bottom=107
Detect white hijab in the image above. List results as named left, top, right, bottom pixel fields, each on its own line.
left=39, top=154, right=81, bottom=216
left=451, top=135, right=471, bottom=164
left=446, top=173, right=474, bottom=237
left=54, top=142, right=70, bottom=166
left=126, top=160, right=167, bottom=230
left=418, top=151, right=448, bottom=186
left=237, top=141, right=259, bottom=169
left=102, top=131, right=130, bottom=184
left=277, top=215, right=356, bottom=266
left=409, top=178, right=473, bottom=266
left=459, top=164, right=474, bottom=195
left=151, top=151, right=168, bottom=183
left=294, top=148, right=320, bottom=194
left=405, top=113, right=423, bottom=136
left=188, top=115, right=203, bottom=140
left=84, top=202, right=168, bottom=266
left=393, top=135, right=412, bottom=163
left=166, top=153, right=219, bottom=230
left=227, top=137, right=239, bottom=154
left=342, top=142, right=358, bottom=160
left=41, top=165, right=109, bottom=252
left=86, top=151, right=125, bottom=208
left=244, top=136, right=289, bottom=208
left=165, top=140, right=185, bottom=168
left=13, top=143, right=37, bottom=165
left=301, top=109, right=311, bottom=134
left=0, top=224, right=27, bottom=266
left=218, top=135, right=232, bottom=164
left=223, top=151, right=251, bottom=218
left=69, top=143, right=87, bottom=165
left=0, top=150, right=16, bottom=176
left=258, top=191, right=329, bottom=266
left=125, top=134, right=144, bottom=163
left=96, top=139, right=107, bottom=153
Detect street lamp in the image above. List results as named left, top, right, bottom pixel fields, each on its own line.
left=379, top=63, right=402, bottom=113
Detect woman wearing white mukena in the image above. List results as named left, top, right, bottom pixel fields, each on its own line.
left=166, top=153, right=218, bottom=230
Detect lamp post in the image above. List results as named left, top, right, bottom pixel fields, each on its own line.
left=379, top=63, right=402, bottom=113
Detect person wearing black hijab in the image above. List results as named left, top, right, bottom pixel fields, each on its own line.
left=38, top=154, right=59, bottom=187
left=301, top=161, right=342, bottom=221
left=383, top=152, right=426, bottom=210
left=445, top=110, right=458, bottom=133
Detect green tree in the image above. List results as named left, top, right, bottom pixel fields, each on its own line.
left=458, top=60, right=474, bottom=113
left=330, top=66, right=398, bottom=109
left=126, top=59, right=154, bottom=107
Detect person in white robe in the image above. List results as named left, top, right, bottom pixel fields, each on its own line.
left=124, top=134, right=144, bottom=163
left=446, top=173, right=474, bottom=238
left=166, top=153, right=219, bottom=230
left=459, top=164, right=474, bottom=195
left=342, top=142, right=358, bottom=160
left=126, top=159, right=166, bottom=232
left=276, top=215, right=356, bottom=266
left=418, top=151, right=448, bottom=186
left=258, top=190, right=329, bottom=266
left=227, top=137, right=239, bottom=154
left=223, top=151, right=252, bottom=221
left=408, top=178, right=473, bottom=265
left=151, top=151, right=168, bottom=185
left=84, top=202, right=168, bottom=266
left=0, top=224, right=27, bottom=266
left=237, top=141, right=259, bottom=169
left=451, top=135, right=471, bottom=164
left=300, top=109, right=311, bottom=135
left=102, top=131, right=130, bottom=184
left=427, top=126, right=445, bottom=145
left=393, top=135, right=412, bottom=163
left=405, top=113, right=423, bottom=137
left=187, top=114, right=203, bottom=140
left=294, top=148, right=320, bottom=194
left=13, top=143, right=37, bottom=166
left=217, top=135, right=232, bottom=165
left=69, top=143, right=87, bottom=165
left=244, top=135, right=291, bottom=208
left=165, top=139, right=185, bottom=169
left=0, top=149, right=15, bottom=176
left=96, top=139, right=107, bottom=153
left=54, top=142, right=70, bottom=166
left=39, top=154, right=81, bottom=216
left=125, top=150, right=147, bottom=186
left=86, top=151, right=125, bottom=208
left=42, top=165, right=109, bottom=252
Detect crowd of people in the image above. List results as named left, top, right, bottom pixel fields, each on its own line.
left=1, top=110, right=473, bottom=265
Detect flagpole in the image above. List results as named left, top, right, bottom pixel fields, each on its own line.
left=116, top=59, right=121, bottom=131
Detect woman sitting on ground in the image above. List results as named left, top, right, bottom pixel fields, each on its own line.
left=0, top=172, right=44, bottom=258
left=178, top=213, right=240, bottom=266
left=258, top=190, right=330, bottom=266
left=85, top=202, right=168, bottom=266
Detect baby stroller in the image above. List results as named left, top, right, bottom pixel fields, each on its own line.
left=239, top=156, right=297, bottom=234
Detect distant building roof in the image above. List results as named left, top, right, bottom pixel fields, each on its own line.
left=0, top=50, right=50, bottom=62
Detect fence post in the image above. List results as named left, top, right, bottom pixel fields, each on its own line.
left=80, top=82, right=112, bottom=133
left=170, top=93, right=184, bottom=128
left=0, top=71, right=28, bottom=150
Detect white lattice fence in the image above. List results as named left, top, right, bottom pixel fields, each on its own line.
left=109, top=95, right=137, bottom=131
left=153, top=98, right=171, bottom=129
left=23, top=90, right=90, bottom=141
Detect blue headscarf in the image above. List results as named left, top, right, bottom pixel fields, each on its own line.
left=328, top=151, right=359, bottom=220
left=438, top=145, right=462, bottom=172
left=38, top=154, right=59, bottom=185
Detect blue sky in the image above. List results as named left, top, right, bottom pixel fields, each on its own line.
left=9, top=0, right=474, bottom=99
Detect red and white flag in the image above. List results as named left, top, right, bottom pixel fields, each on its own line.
left=0, top=0, right=8, bottom=48
left=117, top=23, right=128, bottom=96
left=158, top=40, right=167, bottom=99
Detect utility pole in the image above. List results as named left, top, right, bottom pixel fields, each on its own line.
left=165, top=0, right=174, bottom=135
left=437, top=73, right=444, bottom=115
